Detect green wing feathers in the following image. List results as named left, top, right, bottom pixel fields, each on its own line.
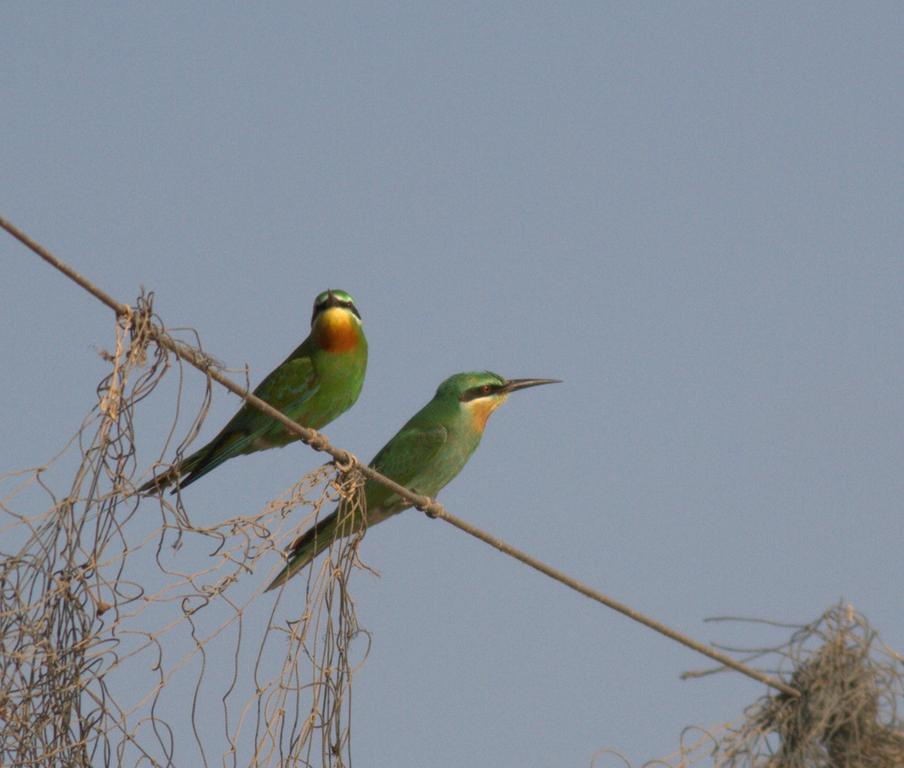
left=266, top=423, right=450, bottom=588
left=139, top=353, right=320, bottom=493
left=252, top=352, right=319, bottom=415
left=362, top=424, right=449, bottom=512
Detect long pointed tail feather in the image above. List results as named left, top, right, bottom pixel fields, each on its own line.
left=138, top=430, right=254, bottom=494
left=137, top=452, right=203, bottom=494
left=265, top=504, right=366, bottom=591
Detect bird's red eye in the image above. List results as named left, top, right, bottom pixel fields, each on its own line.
left=482, top=384, right=491, bottom=394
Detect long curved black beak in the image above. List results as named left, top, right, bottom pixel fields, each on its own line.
left=501, top=378, right=562, bottom=394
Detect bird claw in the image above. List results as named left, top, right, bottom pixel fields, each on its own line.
left=418, top=500, right=444, bottom=519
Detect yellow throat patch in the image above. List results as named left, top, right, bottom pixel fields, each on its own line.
left=464, top=394, right=508, bottom=431
left=314, top=307, right=360, bottom=352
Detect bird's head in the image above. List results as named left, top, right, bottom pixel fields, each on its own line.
left=438, top=371, right=560, bottom=431
left=310, top=289, right=364, bottom=351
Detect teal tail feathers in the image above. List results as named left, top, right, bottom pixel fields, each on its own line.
left=265, top=505, right=364, bottom=591
left=138, top=430, right=254, bottom=494
left=137, top=449, right=206, bottom=494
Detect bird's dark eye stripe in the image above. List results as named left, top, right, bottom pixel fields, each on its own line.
left=460, top=384, right=502, bottom=401
left=313, top=299, right=360, bottom=318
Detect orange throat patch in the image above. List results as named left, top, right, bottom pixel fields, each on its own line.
left=464, top=395, right=508, bottom=431
left=314, top=308, right=361, bottom=352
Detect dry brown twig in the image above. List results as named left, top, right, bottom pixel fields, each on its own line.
left=0, top=215, right=797, bottom=700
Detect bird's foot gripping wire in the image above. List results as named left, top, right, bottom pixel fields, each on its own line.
left=416, top=498, right=445, bottom=520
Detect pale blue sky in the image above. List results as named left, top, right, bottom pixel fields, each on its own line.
left=3, top=4, right=904, bottom=765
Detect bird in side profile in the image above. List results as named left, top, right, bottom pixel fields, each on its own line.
left=265, top=371, right=559, bottom=590
left=141, top=289, right=368, bottom=493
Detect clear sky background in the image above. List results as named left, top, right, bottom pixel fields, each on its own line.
left=3, top=4, right=904, bottom=766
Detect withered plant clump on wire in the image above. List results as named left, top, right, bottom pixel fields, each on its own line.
left=592, top=605, right=904, bottom=768
left=718, top=604, right=904, bottom=767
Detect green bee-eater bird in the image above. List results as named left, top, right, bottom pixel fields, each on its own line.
left=141, top=289, right=367, bottom=493
left=266, top=371, right=559, bottom=590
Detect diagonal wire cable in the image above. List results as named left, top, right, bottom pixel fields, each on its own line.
left=1, top=214, right=799, bottom=699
